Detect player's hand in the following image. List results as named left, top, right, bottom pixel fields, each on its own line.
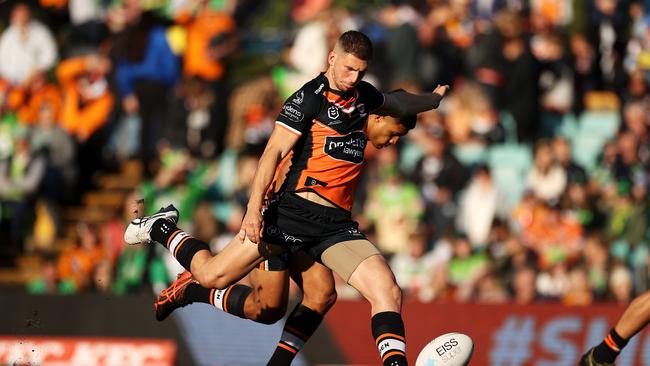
left=239, top=209, right=263, bottom=244
left=433, top=84, right=451, bottom=97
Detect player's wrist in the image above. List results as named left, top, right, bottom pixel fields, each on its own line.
left=246, top=200, right=262, bottom=212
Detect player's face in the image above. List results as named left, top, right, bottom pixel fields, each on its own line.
left=367, top=115, right=408, bottom=149
left=328, top=51, right=368, bottom=92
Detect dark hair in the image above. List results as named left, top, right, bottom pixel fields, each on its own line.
left=400, top=115, right=417, bottom=130
left=337, top=31, right=373, bottom=60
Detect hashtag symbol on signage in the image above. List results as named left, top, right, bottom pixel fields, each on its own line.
left=490, top=316, right=535, bottom=366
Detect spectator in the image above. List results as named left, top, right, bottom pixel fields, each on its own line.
left=67, top=0, right=109, bottom=48
left=511, top=265, right=540, bottom=304
left=0, top=3, right=58, bottom=85
left=532, top=33, right=574, bottom=138
left=411, top=128, right=470, bottom=241
left=474, top=271, right=510, bottom=304
left=609, top=263, right=633, bottom=303
left=536, top=262, right=571, bottom=300
left=281, top=0, right=339, bottom=96
left=365, top=145, right=423, bottom=256
left=456, top=165, right=509, bottom=247
left=57, top=222, right=106, bottom=292
left=570, top=33, right=600, bottom=114
left=552, top=136, right=587, bottom=185
left=526, top=140, right=567, bottom=203
left=562, top=266, right=594, bottom=306
left=111, top=8, right=181, bottom=171
left=0, top=130, right=46, bottom=263
left=163, top=77, right=216, bottom=156
left=447, top=235, right=489, bottom=302
left=112, top=243, right=169, bottom=295
left=583, top=234, right=610, bottom=298
left=176, top=0, right=238, bottom=155
left=57, top=53, right=114, bottom=142
left=378, top=3, right=421, bottom=88
left=390, top=229, right=439, bottom=302
left=6, top=71, right=61, bottom=127
left=26, top=252, right=70, bottom=294
left=30, top=102, right=77, bottom=204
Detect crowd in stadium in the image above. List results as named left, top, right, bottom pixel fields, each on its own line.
left=1, top=0, right=649, bottom=307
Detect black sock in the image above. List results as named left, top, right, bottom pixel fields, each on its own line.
left=184, top=283, right=213, bottom=304
left=207, top=284, right=252, bottom=318
left=372, top=311, right=407, bottom=366
left=593, top=328, right=628, bottom=363
left=150, top=220, right=209, bottom=271
left=267, top=304, right=324, bottom=366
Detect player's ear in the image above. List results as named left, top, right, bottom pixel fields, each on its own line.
left=327, top=51, right=336, bottom=66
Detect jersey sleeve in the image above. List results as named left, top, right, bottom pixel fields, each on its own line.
left=357, top=81, right=385, bottom=112
left=275, top=86, right=319, bottom=136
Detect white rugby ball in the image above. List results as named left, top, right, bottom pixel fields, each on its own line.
left=415, top=332, right=473, bottom=366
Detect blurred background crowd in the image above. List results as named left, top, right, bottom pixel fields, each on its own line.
left=1, top=0, right=650, bottom=308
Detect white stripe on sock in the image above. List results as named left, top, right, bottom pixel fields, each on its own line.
left=377, top=338, right=406, bottom=358
left=281, top=331, right=305, bottom=350
left=168, top=232, right=189, bottom=256
left=212, top=288, right=227, bottom=310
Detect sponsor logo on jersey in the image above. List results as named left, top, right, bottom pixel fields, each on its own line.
left=281, top=103, right=304, bottom=122
left=324, top=131, right=367, bottom=164
left=314, top=83, right=324, bottom=94
left=292, top=90, right=304, bottom=105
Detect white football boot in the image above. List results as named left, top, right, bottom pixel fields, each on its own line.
left=124, top=205, right=179, bottom=245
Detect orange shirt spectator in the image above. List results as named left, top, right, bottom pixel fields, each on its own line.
left=57, top=223, right=106, bottom=291
left=6, top=73, right=62, bottom=125
left=178, top=7, right=236, bottom=81
left=57, top=54, right=114, bottom=142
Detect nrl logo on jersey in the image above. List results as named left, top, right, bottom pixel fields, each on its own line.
left=328, top=106, right=339, bottom=120
left=292, top=90, right=304, bottom=105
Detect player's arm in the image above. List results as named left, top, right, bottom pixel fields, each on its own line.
left=241, top=126, right=300, bottom=242
left=241, top=86, right=315, bottom=244
left=376, top=84, right=450, bottom=117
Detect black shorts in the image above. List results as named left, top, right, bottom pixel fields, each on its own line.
left=261, top=192, right=367, bottom=263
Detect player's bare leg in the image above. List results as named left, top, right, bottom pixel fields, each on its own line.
left=333, top=242, right=406, bottom=366
left=154, top=251, right=336, bottom=366
left=580, top=290, right=650, bottom=365
left=125, top=208, right=281, bottom=289
left=189, top=237, right=285, bottom=289
left=613, top=290, right=650, bottom=338
left=267, top=251, right=336, bottom=366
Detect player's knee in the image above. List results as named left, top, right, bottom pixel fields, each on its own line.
left=304, top=288, right=337, bottom=313
left=390, top=282, right=403, bottom=307
left=194, top=268, right=229, bottom=289
left=253, top=304, right=287, bottom=324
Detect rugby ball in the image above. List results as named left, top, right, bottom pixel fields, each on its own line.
left=415, top=332, right=473, bottom=366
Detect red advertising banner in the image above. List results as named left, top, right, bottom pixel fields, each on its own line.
left=324, top=301, right=650, bottom=366
left=0, top=336, right=176, bottom=366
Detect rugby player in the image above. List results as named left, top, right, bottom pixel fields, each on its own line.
left=126, top=30, right=450, bottom=366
